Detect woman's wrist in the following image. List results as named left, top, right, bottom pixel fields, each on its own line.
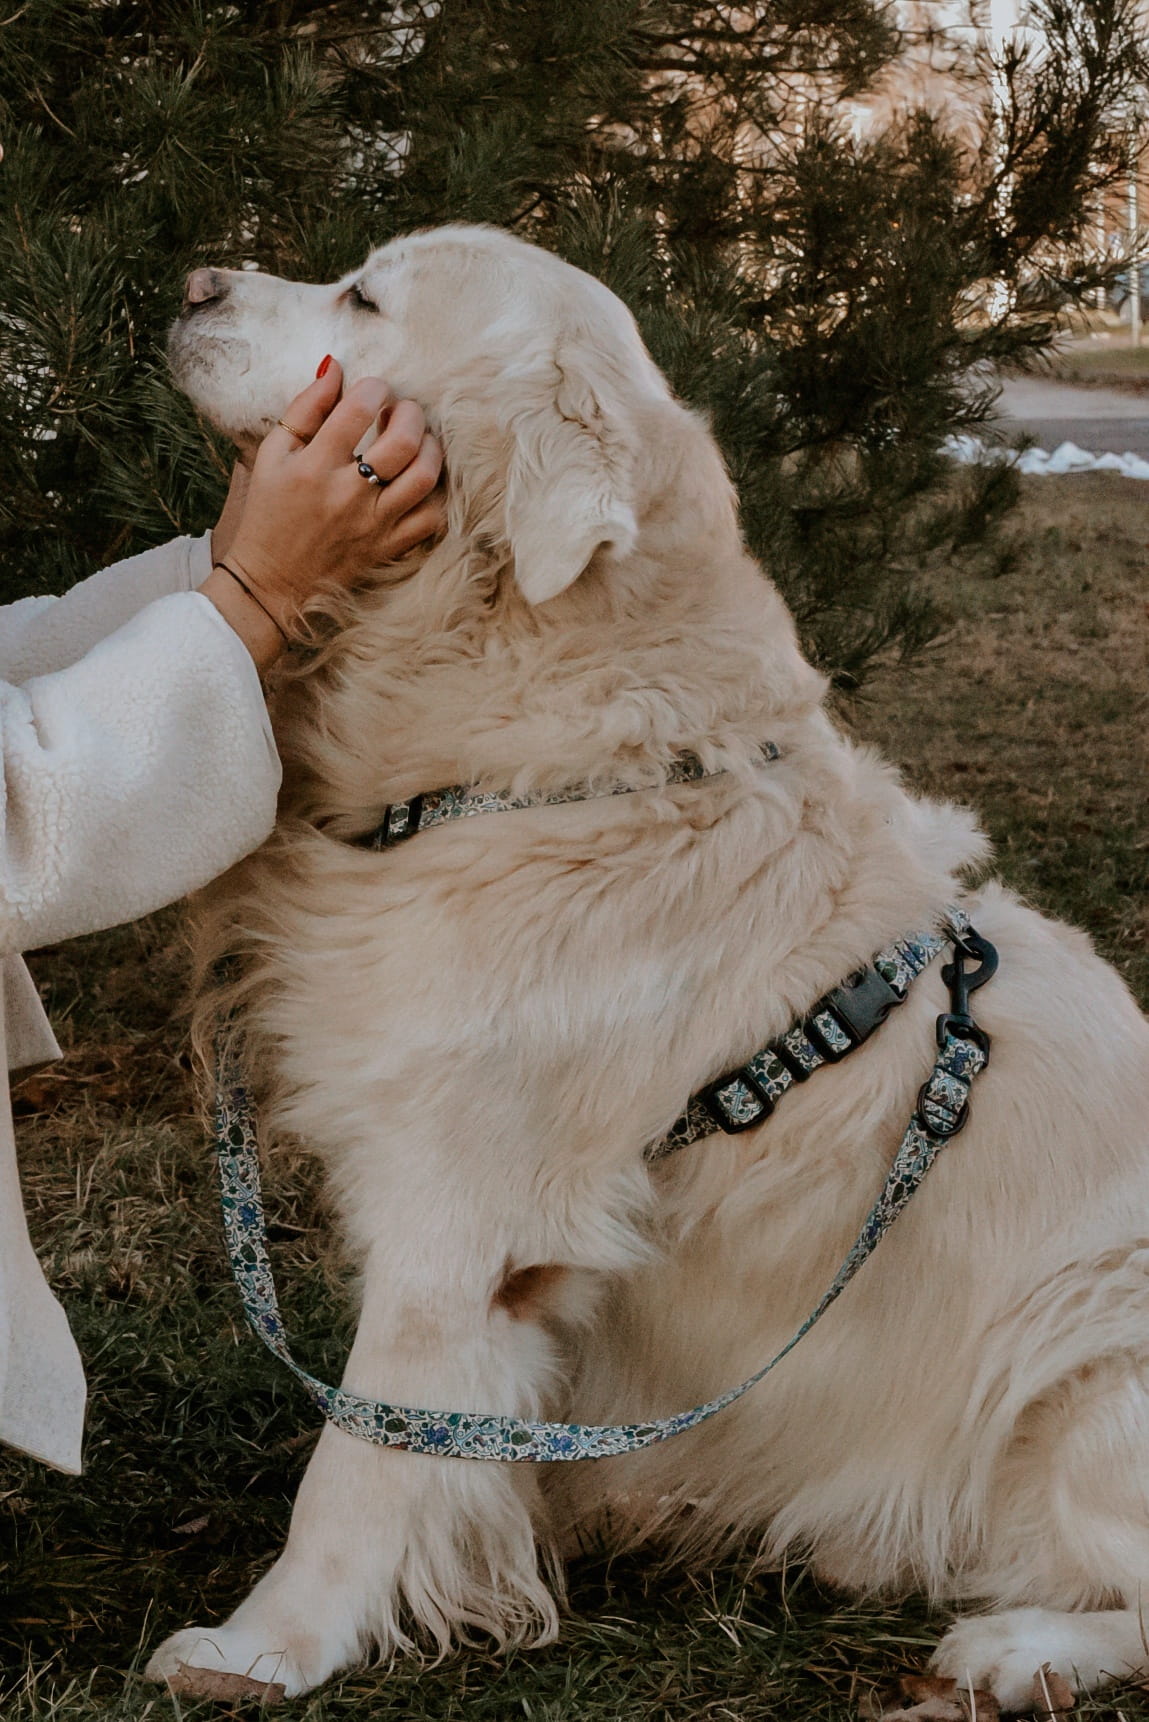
left=214, top=558, right=294, bottom=644
left=198, top=565, right=286, bottom=674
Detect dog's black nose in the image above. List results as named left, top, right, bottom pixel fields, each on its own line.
left=184, top=267, right=227, bottom=308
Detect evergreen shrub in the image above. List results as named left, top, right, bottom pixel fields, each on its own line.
left=1, top=0, right=1144, bottom=681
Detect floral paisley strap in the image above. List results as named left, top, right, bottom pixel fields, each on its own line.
left=212, top=912, right=992, bottom=1463
left=355, top=745, right=780, bottom=850
left=650, top=918, right=955, bottom=1159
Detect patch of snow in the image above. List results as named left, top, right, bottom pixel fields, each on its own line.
left=944, top=434, right=1149, bottom=480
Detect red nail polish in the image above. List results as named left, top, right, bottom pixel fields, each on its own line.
left=316, top=354, right=333, bottom=379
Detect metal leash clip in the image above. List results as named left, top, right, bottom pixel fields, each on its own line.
left=915, top=925, right=999, bottom=1140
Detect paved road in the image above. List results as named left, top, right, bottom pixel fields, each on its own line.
left=996, top=376, right=1149, bottom=459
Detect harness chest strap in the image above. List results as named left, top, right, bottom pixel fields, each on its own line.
left=651, top=921, right=949, bottom=1159
left=212, top=907, right=995, bottom=1463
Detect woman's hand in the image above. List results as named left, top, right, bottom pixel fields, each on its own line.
left=201, top=359, right=444, bottom=671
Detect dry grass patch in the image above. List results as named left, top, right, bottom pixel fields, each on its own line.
left=853, top=471, right=1148, bottom=1006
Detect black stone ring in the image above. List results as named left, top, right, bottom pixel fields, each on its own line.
left=354, top=457, right=388, bottom=488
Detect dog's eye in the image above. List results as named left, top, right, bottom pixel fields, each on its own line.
left=348, top=282, right=380, bottom=313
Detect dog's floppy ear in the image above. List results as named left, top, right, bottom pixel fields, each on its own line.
left=502, top=347, right=637, bottom=605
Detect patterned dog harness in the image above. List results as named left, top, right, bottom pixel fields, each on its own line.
left=213, top=756, right=998, bottom=1461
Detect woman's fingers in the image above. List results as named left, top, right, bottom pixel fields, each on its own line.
left=309, top=376, right=395, bottom=463
left=358, top=399, right=428, bottom=483
left=262, top=361, right=347, bottom=454
left=354, top=411, right=445, bottom=561
left=379, top=489, right=448, bottom=559
left=363, top=425, right=443, bottom=512
left=270, top=374, right=428, bottom=486
left=357, top=422, right=445, bottom=562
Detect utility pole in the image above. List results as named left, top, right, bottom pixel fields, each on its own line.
left=1129, top=127, right=1141, bottom=348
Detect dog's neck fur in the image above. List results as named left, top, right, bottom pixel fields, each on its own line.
left=274, top=397, right=826, bottom=839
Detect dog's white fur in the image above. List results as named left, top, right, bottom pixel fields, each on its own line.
left=151, top=226, right=1149, bottom=1708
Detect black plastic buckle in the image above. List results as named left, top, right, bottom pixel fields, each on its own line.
left=823, top=966, right=904, bottom=1046
left=698, top=1067, right=774, bottom=1134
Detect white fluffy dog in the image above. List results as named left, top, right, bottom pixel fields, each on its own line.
left=152, top=225, right=1149, bottom=1708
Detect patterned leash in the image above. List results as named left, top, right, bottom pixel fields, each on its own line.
left=212, top=909, right=997, bottom=1462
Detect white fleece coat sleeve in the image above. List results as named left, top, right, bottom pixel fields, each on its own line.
left=0, top=533, right=279, bottom=1475
left=0, top=532, right=213, bottom=684
left=0, top=587, right=280, bottom=953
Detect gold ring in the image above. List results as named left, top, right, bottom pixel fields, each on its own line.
left=276, top=418, right=311, bottom=443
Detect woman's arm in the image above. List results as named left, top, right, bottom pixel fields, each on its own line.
left=0, top=534, right=212, bottom=686
left=0, top=365, right=444, bottom=951
left=0, top=590, right=279, bottom=956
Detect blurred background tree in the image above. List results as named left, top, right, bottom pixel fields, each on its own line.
left=0, top=0, right=1145, bottom=682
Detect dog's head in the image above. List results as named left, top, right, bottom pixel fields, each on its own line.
left=169, top=225, right=676, bottom=605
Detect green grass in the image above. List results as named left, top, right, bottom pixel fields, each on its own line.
left=2, top=471, right=1148, bottom=1718
left=1052, top=338, right=1149, bottom=388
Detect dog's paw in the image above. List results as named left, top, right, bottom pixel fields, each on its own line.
left=931, top=1607, right=1137, bottom=1711
left=146, top=1623, right=320, bottom=1700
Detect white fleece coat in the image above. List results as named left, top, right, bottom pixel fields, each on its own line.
left=0, top=533, right=281, bottom=1474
